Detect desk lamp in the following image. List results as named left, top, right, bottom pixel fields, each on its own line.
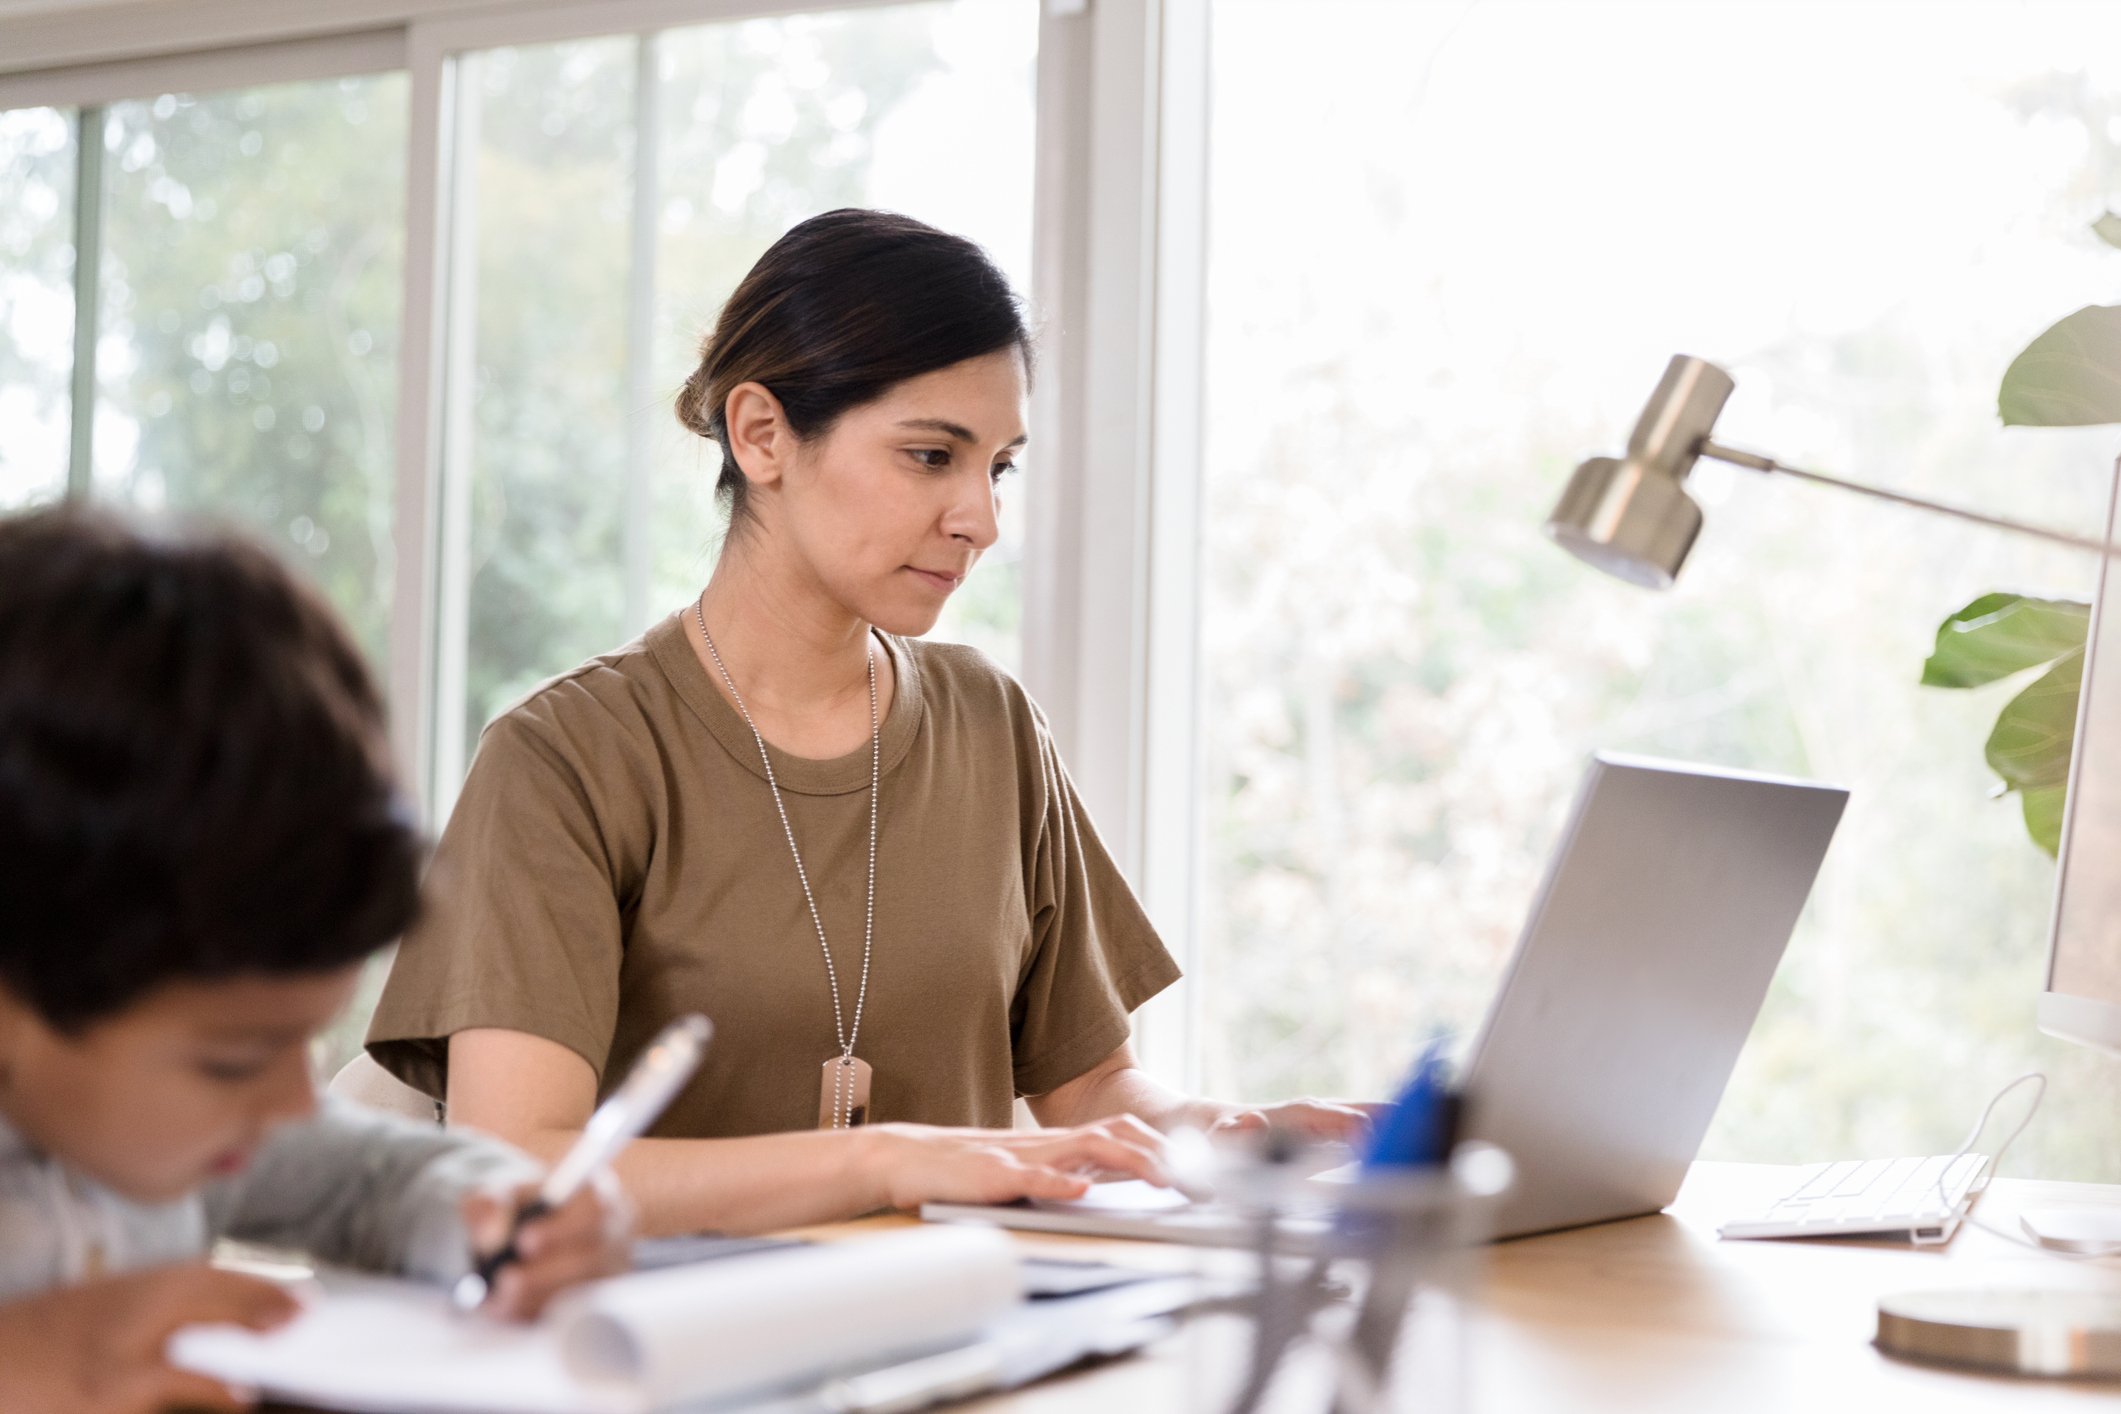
left=1546, top=353, right=2121, bottom=1379
left=1545, top=354, right=2118, bottom=585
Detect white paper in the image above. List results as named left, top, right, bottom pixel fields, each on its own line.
left=558, top=1225, right=1022, bottom=1406
left=169, top=1226, right=1020, bottom=1413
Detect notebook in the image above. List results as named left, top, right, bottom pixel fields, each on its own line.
left=168, top=1226, right=1020, bottom=1414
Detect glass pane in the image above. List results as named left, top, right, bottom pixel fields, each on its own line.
left=0, top=106, right=77, bottom=510
left=453, top=0, right=1037, bottom=771
left=96, top=76, right=408, bottom=664
left=1196, top=0, right=2121, bottom=1176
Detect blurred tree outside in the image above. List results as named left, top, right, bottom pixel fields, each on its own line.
left=1196, top=0, right=2121, bottom=1179
left=94, top=78, right=409, bottom=664
left=0, top=106, right=77, bottom=509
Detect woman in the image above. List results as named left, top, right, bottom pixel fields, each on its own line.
left=368, top=210, right=1367, bottom=1236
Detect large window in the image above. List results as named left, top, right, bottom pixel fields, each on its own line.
left=1, top=4, right=1035, bottom=1073
left=1190, top=0, right=2121, bottom=1176
left=441, top=1, right=1037, bottom=785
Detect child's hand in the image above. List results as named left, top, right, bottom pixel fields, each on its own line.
left=0, top=1262, right=297, bottom=1412
left=463, top=1173, right=633, bottom=1321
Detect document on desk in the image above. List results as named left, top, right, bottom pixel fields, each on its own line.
left=168, top=1226, right=1020, bottom=1414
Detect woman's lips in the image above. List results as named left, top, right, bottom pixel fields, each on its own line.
left=907, top=567, right=964, bottom=593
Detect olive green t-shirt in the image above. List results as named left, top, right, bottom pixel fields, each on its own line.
left=366, top=611, right=1180, bottom=1137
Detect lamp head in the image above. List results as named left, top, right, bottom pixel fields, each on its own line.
left=1544, top=355, right=1736, bottom=589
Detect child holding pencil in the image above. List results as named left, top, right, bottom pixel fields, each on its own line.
left=0, top=507, right=632, bottom=1412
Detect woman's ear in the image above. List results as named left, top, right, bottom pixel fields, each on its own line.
left=723, top=382, right=796, bottom=490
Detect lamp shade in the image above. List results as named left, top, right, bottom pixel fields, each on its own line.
left=1544, top=455, right=1703, bottom=589
left=1543, top=355, right=1736, bottom=589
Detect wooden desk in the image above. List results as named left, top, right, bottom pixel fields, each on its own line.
left=916, top=1162, right=2121, bottom=1412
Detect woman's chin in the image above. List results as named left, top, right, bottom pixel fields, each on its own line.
left=862, top=599, right=949, bottom=639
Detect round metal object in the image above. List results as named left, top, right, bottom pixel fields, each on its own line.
left=1876, top=1288, right=2121, bottom=1378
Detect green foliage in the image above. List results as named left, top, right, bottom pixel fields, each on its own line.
left=2021, top=782, right=2069, bottom=853
left=1919, top=592, right=2089, bottom=688
left=1998, top=303, right=2121, bottom=426
left=1921, top=594, right=2085, bottom=856
left=1984, top=646, right=2084, bottom=794
left=1930, top=210, right=2121, bottom=855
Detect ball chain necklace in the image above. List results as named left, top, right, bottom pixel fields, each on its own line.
left=694, top=596, right=878, bottom=1129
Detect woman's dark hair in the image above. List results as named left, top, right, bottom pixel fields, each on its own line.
left=675, top=208, right=1031, bottom=528
left=0, top=505, right=423, bottom=1031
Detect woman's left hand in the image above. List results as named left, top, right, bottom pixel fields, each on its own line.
left=1208, top=1098, right=1381, bottom=1146
left=462, top=1172, right=634, bottom=1321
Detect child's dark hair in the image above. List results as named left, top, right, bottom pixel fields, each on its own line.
left=675, top=208, right=1031, bottom=531
left=0, top=506, right=422, bottom=1031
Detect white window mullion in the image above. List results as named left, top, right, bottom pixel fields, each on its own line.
left=1024, top=0, right=1160, bottom=871
left=622, top=32, right=663, bottom=639
left=1026, top=0, right=1207, bottom=1082
left=65, top=104, right=105, bottom=500
left=1139, top=0, right=1210, bottom=1088
left=426, top=50, right=484, bottom=824
left=386, top=31, right=470, bottom=821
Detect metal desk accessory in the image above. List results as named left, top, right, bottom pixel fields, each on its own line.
left=1876, top=1289, right=2121, bottom=1378
left=1202, top=1138, right=1513, bottom=1414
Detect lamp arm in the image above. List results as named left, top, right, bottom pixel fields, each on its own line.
left=1696, top=439, right=2118, bottom=559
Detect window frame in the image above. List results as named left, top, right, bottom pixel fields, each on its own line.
left=1, top=0, right=1206, bottom=1067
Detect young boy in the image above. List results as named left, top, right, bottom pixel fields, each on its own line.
left=0, top=507, right=631, bottom=1412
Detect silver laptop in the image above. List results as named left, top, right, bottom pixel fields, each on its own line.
left=1468, top=753, right=1846, bottom=1238
left=924, top=753, right=1847, bottom=1245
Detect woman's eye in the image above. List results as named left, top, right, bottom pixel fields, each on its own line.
left=912, top=449, right=951, bottom=470
left=990, top=461, right=1019, bottom=483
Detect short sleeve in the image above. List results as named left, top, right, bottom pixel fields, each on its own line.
left=1009, top=719, right=1183, bottom=1097
left=366, top=713, right=630, bottom=1099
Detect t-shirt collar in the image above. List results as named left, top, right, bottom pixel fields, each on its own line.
left=647, top=609, right=924, bottom=796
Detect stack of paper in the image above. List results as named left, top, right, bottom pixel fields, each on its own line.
left=169, top=1226, right=1021, bottom=1413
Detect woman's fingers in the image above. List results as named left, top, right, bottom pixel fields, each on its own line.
left=1281, top=1100, right=1375, bottom=1142
left=1000, top=1161, right=1094, bottom=1202
left=1003, top=1123, right=1177, bottom=1189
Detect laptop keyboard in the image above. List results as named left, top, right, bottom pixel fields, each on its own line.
left=1718, top=1153, right=1991, bottom=1243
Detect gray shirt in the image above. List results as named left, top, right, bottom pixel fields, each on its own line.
left=0, top=1096, right=539, bottom=1303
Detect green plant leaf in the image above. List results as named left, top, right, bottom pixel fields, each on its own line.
left=2096, top=212, right=2121, bottom=251
left=1985, top=647, right=2083, bottom=791
left=2022, top=783, right=2068, bottom=858
left=1920, top=593, right=2089, bottom=688
left=1999, top=305, right=2121, bottom=425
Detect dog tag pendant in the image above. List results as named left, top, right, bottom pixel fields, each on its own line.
left=818, top=1056, right=873, bottom=1129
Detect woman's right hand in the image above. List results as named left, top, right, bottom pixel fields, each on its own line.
left=858, top=1115, right=1179, bottom=1211
left=0, top=1262, right=299, bottom=1413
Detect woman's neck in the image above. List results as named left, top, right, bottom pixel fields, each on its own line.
left=690, top=539, right=893, bottom=755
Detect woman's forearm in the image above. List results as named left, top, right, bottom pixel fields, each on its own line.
left=504, top=1126, right=884, bottom=1237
